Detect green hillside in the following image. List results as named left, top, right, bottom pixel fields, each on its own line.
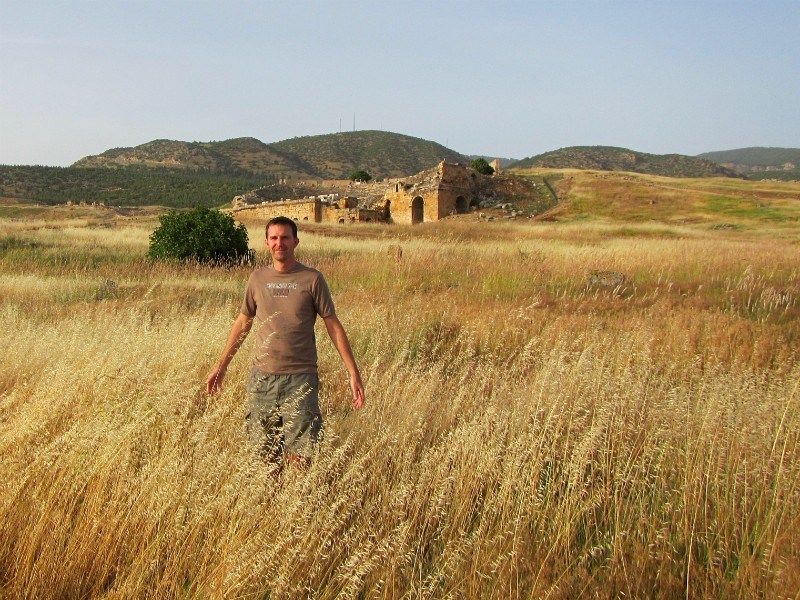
left=1, top=131, right=470, bottom=208
left=0, top=165, right=269, bottom=208
left=511, top=167, right=800, bottom=227
left=698, top=147, right=800, bottom=181
left=73, top=139, right=223, bottom=170
left=73, top=137, right=317, bottom=179
left=270, top=131, right=469, bottom=180
left=71, top=131, right=468, bottom=182
left=199, top=138, right=320, bottom=179
left=509, top=146, right=741, bottom=178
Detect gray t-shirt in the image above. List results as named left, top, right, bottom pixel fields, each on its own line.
left=241, top=263, right=335, bottom=374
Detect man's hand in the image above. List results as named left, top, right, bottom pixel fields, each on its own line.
left=351, top=373, right=365, bottom=409
left=206, top=365, right=227, bottom=396
left=323, top=314, right=365, bottom=410
left=205, top=314, right=253, bottom=396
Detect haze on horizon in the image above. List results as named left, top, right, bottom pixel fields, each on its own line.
left=1, top=0, right=798, bottom=168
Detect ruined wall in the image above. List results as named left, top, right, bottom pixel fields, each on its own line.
left=235, top=198, right=382, bottom=226
left=233, top=162, right=480, bottom=226
left=321, top=205, right=347, bottom=223
left=384, top=162, right=477, bottom=224
left=320, top=206, right=384, bottom=224
left=436, top=162, right=477, bottom=218
left=385, top=192, right=441, bottom=225
left=355, top=209, right=384, bottom=223
left=234, top=198, right=320, bottom=223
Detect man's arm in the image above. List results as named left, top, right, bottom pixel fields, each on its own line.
left=205, top=312, right=254, bottom=396
left=323, top=314, right=365, bottom=409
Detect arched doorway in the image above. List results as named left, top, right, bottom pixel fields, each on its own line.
left=411, top=197, right=424, bottom=224
left=384, top=200, right=392, bottom=221
left=456, top=196, right=468, bottom=214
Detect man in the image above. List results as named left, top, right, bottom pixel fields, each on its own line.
left=206, top=216, right=365, bottom=467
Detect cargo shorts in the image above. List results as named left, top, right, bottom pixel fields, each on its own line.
left=246, top=369, right=322, bottom=460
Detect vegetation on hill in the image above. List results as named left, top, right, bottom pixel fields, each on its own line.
left=270, top=130, right=469, bottom=180
left=13, top=135, right=795, bottom=211
left=348, top=169, right=372, bottom=182
left=510, top=146, right=741, bottom=178
left=466, top=155, right=517, bottom=169
left=512, top=167, right=800, bottom=227
left=698, top=147, right=800, bottom=181
left=200, top=137, right=322, bottom=179
left=71, top=131, right=469, bottom=182
left=26, top=131, right=470, bottom=206
left=470, top=158, right=495, bottom=175
left=73, top=139, right=221, bottom=170
left=0, top=165, right=269, bottom=208
left=73, top=138, right=314, bottom=180
left=698, top=147, right=800, bottom=167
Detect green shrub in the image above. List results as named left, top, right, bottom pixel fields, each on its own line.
left=470, top=158, right=495, bottom=175
left=349, top=169, right=372, bottom=182
left=147, top=207, right=252, bottom=264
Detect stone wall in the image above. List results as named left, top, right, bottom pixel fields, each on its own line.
left=384, top=162, right=477, bottom=224
left=234, top=198, right=320, bottom=223
left=234, top=162, right=483, bottom=226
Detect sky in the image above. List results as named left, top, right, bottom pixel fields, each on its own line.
left=1, top=0, right=798, bottom=167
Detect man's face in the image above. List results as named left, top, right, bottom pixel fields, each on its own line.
left=266, top=224, right=299, bottom=262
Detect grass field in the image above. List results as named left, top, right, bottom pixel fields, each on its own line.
left=1, top=192, right=799, bottom=598
left=516, top=168, right=800, bottom=231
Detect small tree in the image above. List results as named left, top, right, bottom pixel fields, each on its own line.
left=349, top=169, right=372, bottom=182
left=470, top=158, right=495, bottom=176
left=148, top=206, right=252, bottom=264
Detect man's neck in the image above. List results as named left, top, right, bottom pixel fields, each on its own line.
left=272, top=258, right=298, bottom=273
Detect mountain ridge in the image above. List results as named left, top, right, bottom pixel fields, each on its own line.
left=697, top=147, right=800, bottom=181
left=509, top=146, right=741, bottom=178
left=72, top=131, right=471, bottom=181
left=72, top=134, right=795, bottom=182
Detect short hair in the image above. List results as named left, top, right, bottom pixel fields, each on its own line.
left=266, top=216, right=298, bottom=239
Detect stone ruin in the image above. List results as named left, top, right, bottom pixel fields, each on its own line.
left=232, top=161, right=489, bottom=225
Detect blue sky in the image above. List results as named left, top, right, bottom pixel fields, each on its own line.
left=1, top=0, right=798, bottom=166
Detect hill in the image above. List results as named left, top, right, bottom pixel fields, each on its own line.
left=509, top=146, right=741, bottom=179
left=71, top=131, right=469, bottom=181
left=73, top=137, right=317, bottom=180
left=199, top=138, right=318, bottom=179
left=0, top=164, right=268, bottom=208
left=698, top=147, right=800, bottom=181
left=0, top=131, right=469, bottom=207
left=511, top=167, right=800, bottom=227
left=269, top=131, right=469, bottom=179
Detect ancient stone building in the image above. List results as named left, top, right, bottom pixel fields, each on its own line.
left=233, top=161, right=483, bottom=225
left=234, top=196, right=385, bottom=225
left=382, top=162, right=480, bottom=224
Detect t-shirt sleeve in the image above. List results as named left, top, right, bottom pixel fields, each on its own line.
left=312, top=273, right=336, bottom=318
left=240, top=272, right=258, bottom=318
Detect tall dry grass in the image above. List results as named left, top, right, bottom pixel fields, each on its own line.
left=1, top=217, right=799, bottom=598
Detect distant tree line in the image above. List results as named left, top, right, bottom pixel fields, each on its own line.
left=0, top=165, right=273, bottom=208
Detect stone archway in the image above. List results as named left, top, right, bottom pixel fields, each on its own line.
left=456, top=196, right=468, bottom=214
left=411, top=197, right=424, bottom=224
